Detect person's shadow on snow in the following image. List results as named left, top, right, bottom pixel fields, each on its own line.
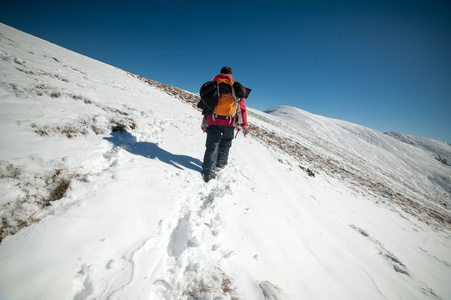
left=104, top=130, right=202, bottom=172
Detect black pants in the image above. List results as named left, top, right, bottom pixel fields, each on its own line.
left=202, top=125, right=235, bottom=176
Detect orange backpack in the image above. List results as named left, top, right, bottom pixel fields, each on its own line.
left=214, top=77, right=240, bottom=118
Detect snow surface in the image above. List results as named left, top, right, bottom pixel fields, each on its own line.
left=264, top=105, right=451, bottom=210
left=1, top=23, right=451, bottom=300
left=385, top=131, right=451, bottom=193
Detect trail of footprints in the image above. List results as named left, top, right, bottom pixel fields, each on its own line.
left=149, top=176, right=238, bottom=299
left=74, top=117, right=284, bottom=299
left=349, top=224, right=442, bottom=300
left=147, top=168, right=285, bottom=299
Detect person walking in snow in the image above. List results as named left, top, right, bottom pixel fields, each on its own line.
left=197, top=66, right=251, bottom=182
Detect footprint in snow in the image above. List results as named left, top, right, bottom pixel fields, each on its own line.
left=259, top=281, right=287, bottom=300
left=167, top=214, right=191, bottom=258
left=149, top=279, right=171, bottom=299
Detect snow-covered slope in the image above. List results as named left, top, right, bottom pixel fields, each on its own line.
left=264, top=105, right=451, bottom=211
left=1, top=23, right=451, bottom=300
left=386, top=131, right=451, bottom=168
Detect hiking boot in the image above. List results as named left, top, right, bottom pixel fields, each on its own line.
left=216, top=163, right=227, bottom=169
left=202, top=170, right=216, bottom=182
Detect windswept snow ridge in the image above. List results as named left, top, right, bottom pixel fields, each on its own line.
left=1, top=23, right=451, bottom=300
left=386, top=131, right=451, bottom=167
left=262, top=105, right=451, bottom=225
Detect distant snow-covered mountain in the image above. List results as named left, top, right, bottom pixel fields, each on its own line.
left=386, top=131, right=451, bottom=167
left=1, top=23, right=450, bottom=300
left=263, top=105, right=451, bottom=208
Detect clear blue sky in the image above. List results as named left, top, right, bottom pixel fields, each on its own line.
left=2, top=0, right=450, bottom=143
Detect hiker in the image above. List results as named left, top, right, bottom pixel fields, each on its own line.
left=198, top=66, right=251, bottom=182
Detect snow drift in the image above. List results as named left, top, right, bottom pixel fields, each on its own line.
left=1, top=23, right=450, bottom=300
